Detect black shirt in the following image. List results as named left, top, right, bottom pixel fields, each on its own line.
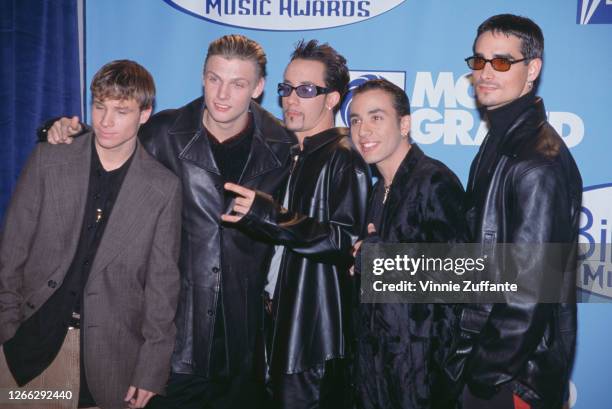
left=4, top=139, right=135, bottom=407
left=204, top=112, right=254, bottom=378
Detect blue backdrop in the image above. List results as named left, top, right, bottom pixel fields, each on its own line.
left=68, top=0, right=612, bottom=407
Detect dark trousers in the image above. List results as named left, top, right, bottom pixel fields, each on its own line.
left=146, top=372, right=265, bottom=409
left=267, top=359, right=349, bottom=409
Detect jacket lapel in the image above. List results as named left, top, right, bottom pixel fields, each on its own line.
left=88, top=144, right=163, bottom=281
left=237, top=102, right=294, bottom=183
left=382, top=144, right=424, bottom=233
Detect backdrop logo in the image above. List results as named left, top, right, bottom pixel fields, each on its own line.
left=337, top=71, right=406, bottom=126
left=165, top=0, right=406, bottom=30
left=577, top=0, right=612, bottom=24
left=410, top=71, right=585, bottom=147
left=578, top=184, right=612, bottom=299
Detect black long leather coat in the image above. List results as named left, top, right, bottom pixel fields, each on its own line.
left=355, top=144, right=470, bottom=409
left=139, top=97, right=296, bottom=377
left=448, top=98, right=582, bottom=408
left=238, top=127, right=370, bottom=376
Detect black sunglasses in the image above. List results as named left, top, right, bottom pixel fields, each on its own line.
left=465, top=56, right=528, bottom=72
left=277, top=83, right=330, bottom=98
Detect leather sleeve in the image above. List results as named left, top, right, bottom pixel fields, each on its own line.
left=239, top=163, right=370, bottom=266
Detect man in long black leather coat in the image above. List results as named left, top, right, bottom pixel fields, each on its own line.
left=445, top=14, right=582, bottom=409
left=222, top=40, right=370, bottom=409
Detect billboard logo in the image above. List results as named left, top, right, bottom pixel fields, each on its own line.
left=577, top=0, right=612, bottom=24
left=578, top=184, right=612, bottom=300
left=337, top=71, right=406, bottom=126
left=165, top=0, right=406, bottom=31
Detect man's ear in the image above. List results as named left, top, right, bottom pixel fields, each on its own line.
left=527, top=57, right=542, bottom=83
left=400, top=114, right=411, bottom=139
left=325, top=91, right=341, bottom=112
left=139, top=106, right=153, bottom=124
left=252, top=77, right=265, bottom=99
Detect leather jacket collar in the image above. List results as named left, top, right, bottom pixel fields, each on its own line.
left=172, top=96, right=295, bottom=181
left=299, top=127, right=350, bottom=155
left=499, top=97, right=548, bottom=157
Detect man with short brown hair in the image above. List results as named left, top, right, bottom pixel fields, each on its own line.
left=1, top=59, right=182, bottom=409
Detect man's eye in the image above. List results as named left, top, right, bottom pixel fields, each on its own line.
left=350, top=118, right=361, bottom=126
left=234, top=82, right=246, bottom=88
left=373, top=115, right=383, bottom=121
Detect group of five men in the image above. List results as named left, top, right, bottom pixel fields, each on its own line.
left=0, top=13, right=581, bottom=409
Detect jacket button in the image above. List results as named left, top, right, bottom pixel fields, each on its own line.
left=47, top=280, right=57, bottom=288
left=26, top=302, right=35, bottom=309
left=207, top=309, right=214, bottom=316
left=212, top=267, right=220, bottom=274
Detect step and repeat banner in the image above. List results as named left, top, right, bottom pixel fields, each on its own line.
left=85, top=0, right=611, bottom=407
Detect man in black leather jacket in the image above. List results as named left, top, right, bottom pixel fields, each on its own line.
left=41, top=35, right=296, bottom=409
left=349, top=79, right=469, bottom=409
left=222, top=40, right=370, bottom=409
left=446, top=14, right=582, bottom=409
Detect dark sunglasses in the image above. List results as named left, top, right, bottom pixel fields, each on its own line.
left=277, top=83, right=330, bottom=98
left=465, top=56, right=528, bottom=72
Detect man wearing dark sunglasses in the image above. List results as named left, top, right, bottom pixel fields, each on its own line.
left=222, top=40, right=370, bottom=409
left=445, top=14, right=582, bottom=409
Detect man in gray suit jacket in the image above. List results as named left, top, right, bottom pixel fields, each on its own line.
left=0, top=60, right=182, bottom=409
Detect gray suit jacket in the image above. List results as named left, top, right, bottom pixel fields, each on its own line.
left=0, top=132, right=182, bottom=409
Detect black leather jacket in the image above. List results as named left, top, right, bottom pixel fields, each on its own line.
left=140, top=97, right=295, bottom=377
left=238, top=127, right=370, bottom=375
left=447, top=98, right=582, bottom=408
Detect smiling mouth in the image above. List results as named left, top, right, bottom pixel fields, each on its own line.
left=360, top=142, right=379, bottom=153
left=214, top=103, right=231, bottom=111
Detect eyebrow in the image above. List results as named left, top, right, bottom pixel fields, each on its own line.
left=282, top=79, right=320, bottom=86
left=206, top=70, right=250, bottom=83
left=474, top=52, right=518, bottom=59
left=349, top=108, right=388, bottom=118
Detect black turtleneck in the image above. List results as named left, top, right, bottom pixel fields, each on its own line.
left=469, top=91, right=536, bottom=208
left=487, top=90, right=535, bottom=140
left=474, top=91, right=535, bottom=180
